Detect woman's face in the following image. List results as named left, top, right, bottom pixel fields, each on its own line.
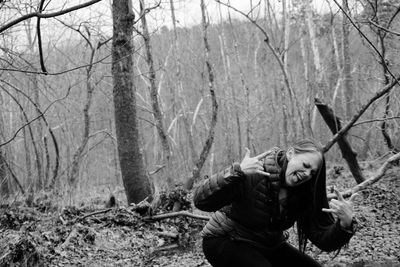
left=285, top=149, right=322, bottom=187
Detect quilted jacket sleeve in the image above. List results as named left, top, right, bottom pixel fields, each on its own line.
left=301, top=217, right=354, bottom=252
left=193, top=163, right=244, bottom=212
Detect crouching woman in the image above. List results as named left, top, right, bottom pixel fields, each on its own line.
left=193, top=139, right=357, bottom=267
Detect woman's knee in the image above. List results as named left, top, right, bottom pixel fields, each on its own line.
left=202, top=237, right=271, bottom=267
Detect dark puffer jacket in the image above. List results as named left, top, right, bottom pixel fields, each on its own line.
left=193, top=148, right=354, bottom=251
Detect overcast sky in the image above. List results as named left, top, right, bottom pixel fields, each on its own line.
left=57, top=0, right=342, bottom=31
left=10, top=0, right=347, bottom=49
left=138, top=0, right=340, bottom=29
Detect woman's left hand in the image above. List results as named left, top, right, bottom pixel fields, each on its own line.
left=322, top=188, right=359, bottom=228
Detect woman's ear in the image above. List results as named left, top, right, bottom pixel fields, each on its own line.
left=286, top=147, right=294, bottom=161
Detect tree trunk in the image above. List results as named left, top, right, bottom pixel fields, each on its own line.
left=185, top=0, right=218, bottom=190
left=112, top=0, right=152, bottom=204
left=377, top=34, right=397, bottom=152
left=342, top=0, right=353, bottom=119
left=0, top=150, right=9, bottom=198
left=0, top=98, right=10, bottom=197
left=68, top=31, right=96, bottom=188
left=315, top=98, right=365, bottom=184
left=282, top=0, right=299, bottom=140
left=227, top=9, right=250, bottom=148
left=299, top=30, right=313, bottom=137
left=217, top=2, right=241, bottom=158
left=304, top=0, right=324, bottom=136
left=140, top=0, right=171, bottom=161
left=32, top=75, right=43, bottom=190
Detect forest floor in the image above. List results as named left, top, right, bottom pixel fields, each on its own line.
left=1, top=162, right=400, bottom=267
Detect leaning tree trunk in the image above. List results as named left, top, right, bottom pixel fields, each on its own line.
left=315, top=98, right=365, bottom=184
left=112, top=0, right=152, bottom=204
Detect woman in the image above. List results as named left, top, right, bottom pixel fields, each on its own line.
left=193, top=139, right=357, bottom=267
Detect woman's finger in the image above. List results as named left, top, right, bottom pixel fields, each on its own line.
left=256, top=170, right=270, bottom=177
left=322, top=208, right=335, bottom=213
left=255, top=161, right=263, bottom=167
left=330, top=199, right=342, bottom=206
left=334, top=188, right=345, bottom=201
left=328, top=202, right=340, bottom=211
left=255, top=150, right=270, bottom=160
left=243, top=147, right=251, bottom=159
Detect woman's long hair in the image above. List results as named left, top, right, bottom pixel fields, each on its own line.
left=288, top=139, right=335, bottom=253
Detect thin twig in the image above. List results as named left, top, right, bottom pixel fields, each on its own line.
left=78, top=208, right=112, bottom=221
left=144, top=211, right=210, bottom=221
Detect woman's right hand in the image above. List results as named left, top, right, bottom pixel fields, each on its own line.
left=240, top=148, right=271, bottom=177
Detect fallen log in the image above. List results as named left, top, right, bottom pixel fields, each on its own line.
left=315, top=98, right=365, bottom=184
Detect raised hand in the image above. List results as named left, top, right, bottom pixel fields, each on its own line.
left=240, top=148, right=270, bottom=177
left=322, top=188, right=360, bottom=228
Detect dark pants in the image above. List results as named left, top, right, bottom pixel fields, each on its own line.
left=202, top=236, right=322, bottom=267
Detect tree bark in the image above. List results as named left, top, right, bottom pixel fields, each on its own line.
left=112, top=0, right=152, bottom=204
left=342, top=0, right=353, bottom=119
left=315, top=98, right=365, bottom=184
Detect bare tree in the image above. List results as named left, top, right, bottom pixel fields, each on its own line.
left=139, top=0, right=171, bottom=162
left=342, top=0, right=353, bottom=119
left=185, top=0, right=219, bottom=190
left=217, top=2, right=242, bottom=159
left=112, top=0, right=152, bottom=204
left=64, top=24, right=97, bottom=189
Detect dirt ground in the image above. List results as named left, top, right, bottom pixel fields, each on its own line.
left=1, top=164, right=399, bottom=267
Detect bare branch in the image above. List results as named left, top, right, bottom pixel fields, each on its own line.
left=0, top=53, right=112, bottom=76
left=331, top=0, right=400, bottom=87
left=323, top=76, right=400, bottom=151
left=37, top=0, right=47, bottom=74
left=144, top=211, right=210, bottom=221
left=353, top=116, right=400, bottom=127
left=368, top=19, right=400, bottom=37
left=0, top=85, right=72, bottom=147
left=1, top=79, right=60, bottom=184
left=0, top=0, right=104, bottom=33
left=328, top=152, right=400, bottom=199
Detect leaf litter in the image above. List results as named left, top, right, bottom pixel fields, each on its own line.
left=0, top=166, right=399, bottom=266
